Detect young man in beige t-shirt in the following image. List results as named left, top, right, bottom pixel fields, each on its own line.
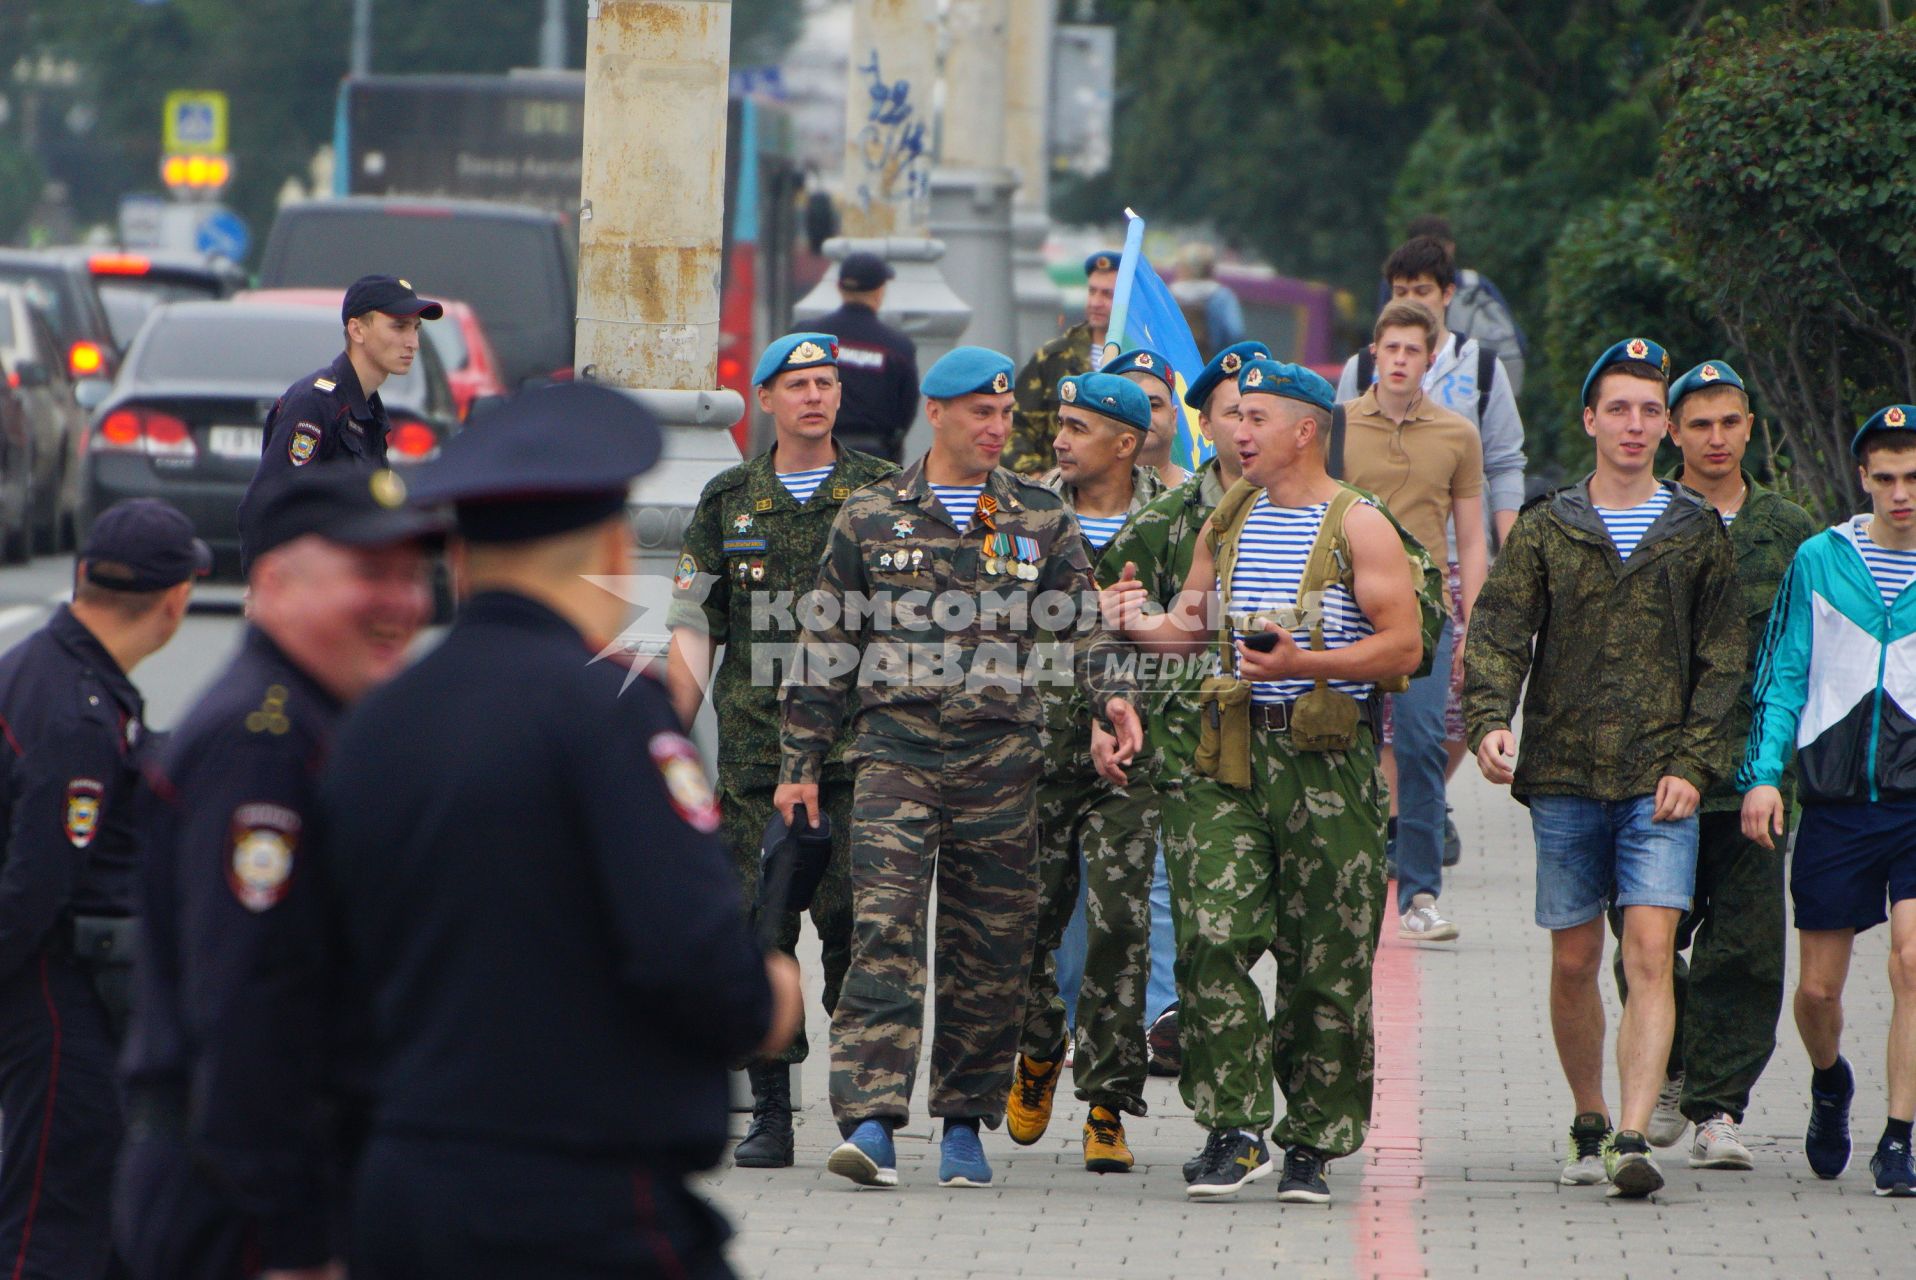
left=1339, top=299, right=1487, bottom=941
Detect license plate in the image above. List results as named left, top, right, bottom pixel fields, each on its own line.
left=208, top=426, right=263, bottom=459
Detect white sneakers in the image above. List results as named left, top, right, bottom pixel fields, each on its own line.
left=1399, top=894, right=1459, bottom=942
left=1689, top=1114, right=1755, bottom=1170
left=1648, top=1074, right=1688, bottom=1147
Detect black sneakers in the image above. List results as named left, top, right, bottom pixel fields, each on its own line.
left=1277, top=1146, right=1331, bottom=1204
left=1184, top=1129, right=1273, bottom=1199
left=1806, top=1055, right=1855, bottom=1179
left=1871, top=1136, right=1916, bottom=1197
left=1147, top=1005, right=1182, bottom=1077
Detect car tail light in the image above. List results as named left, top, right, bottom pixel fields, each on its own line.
left=69, top=341, right=107, bottom=378
left=92, top=407, right=197, bottom=459
left=388, top=419, right=440, bottom=462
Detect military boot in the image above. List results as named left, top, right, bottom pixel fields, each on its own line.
left=734, top=1063, right=795, bottom=1168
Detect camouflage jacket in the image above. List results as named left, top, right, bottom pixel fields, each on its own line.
left=669, top=444, right=898, bottom=783
left=1037, top=464, right=1167, bottom=771
left=1670, top=467, right=1820, bottom=812
left=1006, top=321, right=1095, bottom=476
left=778, top=459, right=1137, bottom=785
left=1463, top=477, right=1745, bottom=802
left=1097, top=459, right=1231, bottom=782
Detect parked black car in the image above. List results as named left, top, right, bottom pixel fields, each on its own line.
left=0, top=281, right=92, bottom=557
left=0, top=248, right=121, bottom=382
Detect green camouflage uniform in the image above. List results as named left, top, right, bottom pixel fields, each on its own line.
left=780, top=460, right=1136, bottom=1129
left=1006, top=321, right=1095, bottom=476
left=1150, top=489, right=1393, bottom=1157
left=670, top=444, right=897, bottom=1064
left=1463, top=478, right=1747, bottom=801
left=1017, top=464, right=1165, bottom=1117
left=1610, top=470, right=1818, bottom=1122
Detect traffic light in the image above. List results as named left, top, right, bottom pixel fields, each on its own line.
left=161, top=152, right=233, bottom=192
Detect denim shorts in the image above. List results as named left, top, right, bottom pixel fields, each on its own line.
left=1528, top=794, right=1698, bottom=929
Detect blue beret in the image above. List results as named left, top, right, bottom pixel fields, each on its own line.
left=1236, top=358, right=1335, bottom=414
left=1667, top=359, right=1746, bottom=411
left=1581, top=337, right=1671, bottom=407
left=753, top=332, right=838, bottom=387
left=1083, top=250, right=1122, bottom=277
left=1184, top=341, right=1271, bottom=411
left=1852, top=404, right=1916, bottom=458
left=1103, top=347, right=1175, bottom=393
left=1058, top=372, right=1152, bottom=433
left=922, top=346, right=1016, bottom=399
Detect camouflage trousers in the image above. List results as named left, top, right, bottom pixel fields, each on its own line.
left=1160, top=724, right=1388, bottom=1158
left=719, top=773, right=855, bottom=1066
left=829, top=731, right=1042, bottom=1131
left=1016, top=757, right=1159, bottom=1115
left=1610, top=809, right=1787, bottom=1124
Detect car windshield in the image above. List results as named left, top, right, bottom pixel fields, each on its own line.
left=0, top=268, right=67, bottom=340
left=133, top=310, right=429, bottom=405
left=98, top=278, right=227, bottom=349
left=423, top=314, right=469, bottom=371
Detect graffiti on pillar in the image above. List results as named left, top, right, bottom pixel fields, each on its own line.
left=854, top=50, right=930, bottom=222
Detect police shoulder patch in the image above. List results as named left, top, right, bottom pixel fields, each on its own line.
left=313, top=377, right=337, bottom=392
left=228, top=803, right=300, bottom=912
left=290, top=423, right=321, bottom=466
left=649, top=732, right=720, bottom=833
left=64, top=778, right=104, bottom=848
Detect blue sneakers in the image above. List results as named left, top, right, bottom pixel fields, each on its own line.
left=827, top=1119, right=898, bottom=1188
left=1806, top=1056, right=1854, bottom=1179
left=939, top=1120, right=993, bottom=1188
left=1870, top=1137, right=1916, bottom=1197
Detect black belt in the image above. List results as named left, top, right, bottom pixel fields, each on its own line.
left=1246, top=698, right=1382, bottom=733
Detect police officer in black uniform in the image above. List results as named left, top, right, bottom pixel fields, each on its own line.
left=809, top=251, right=920, bottom=461
left=236, top=275, right=443, bottom=567
left=0, top=499, right=205, bottom=1280
left=116, top=466, right=441, bottom=1280
left=318, top=381, right=801, bottom=1279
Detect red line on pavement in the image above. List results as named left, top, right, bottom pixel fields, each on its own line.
left=1356, top=878, right=1425, bottom=1279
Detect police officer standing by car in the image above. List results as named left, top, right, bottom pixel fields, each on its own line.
left=0, top=498, right=205, bottom=1280
left=236, top=275, right=443, bottom=566
left=319, top=382, right=800, bottom=1278
left=116, top=466, right=441, bottom=1280
left=808, top=254, right=921, bottom=462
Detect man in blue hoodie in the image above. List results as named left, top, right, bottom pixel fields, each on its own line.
left=1741, top=403, right=1916, bottom=1198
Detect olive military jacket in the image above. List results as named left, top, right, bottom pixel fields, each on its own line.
left=670, top=444, right=898, bottom=783
left=779, top=458, right=1137, bottom=784
left=1006, top=321, right=1095, bottom=476
left=1097, top=459, right=1231, bottom=782
left=1463, top=477, right=1745, bottom=802
left=1037, top=463, right=1166, bottom=772
left=1671, top=467, right=1820, bottom=813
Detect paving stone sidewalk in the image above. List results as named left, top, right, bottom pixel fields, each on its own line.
left=703, top=767, right=1916, bottom=1278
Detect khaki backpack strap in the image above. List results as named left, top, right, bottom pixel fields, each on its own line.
left=1206, top=478, right=1264, bottom=667
left=1296, top=488, right=1363, bottom=689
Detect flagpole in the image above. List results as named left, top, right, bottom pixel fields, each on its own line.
left=1099, top=208, right=1146, bottom=368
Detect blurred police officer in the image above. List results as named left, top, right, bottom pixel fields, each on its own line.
left=321, top=382, right=801, bottom=1279
left=0, top=499, right=203, bottom=1280
left=236, top=275, right=443, bottom=566
left=809, top=254, right=920, bottom=462
left=117, top=467, right=440, bottom=1280
left=667, top=333, right=896, bottom=1168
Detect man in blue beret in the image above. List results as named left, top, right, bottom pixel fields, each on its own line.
left=1741, top=402, right=1916, bottom=1196
left=1005, top=372, right=1165, bottom=1173
left=1466, top=338, right=1745, bottom=1199
left=1105, top=347, right=1187, bottom=485
left=665, top=333, right=897, bottom=1168
left=776, top=346, right=1143, bottom=1191
left=1005, top=250, right=1123, bottom=475
left=1595, top=360, right=1817, bottom=1170
left=1100, top=358, right=1424, bottom=1205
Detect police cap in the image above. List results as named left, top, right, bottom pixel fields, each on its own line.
left=1853, top=404, right=1916, bottom=458
left=245, top=465, right=446, bottom=563
left=1237, top=358, right=1336, bottom=414
left=1058, top=372, right=1152, bottom=434
left=404, top=381, right=662, bottom=543
left=922, top=346, right=1015, bottom=400
left=341, top=274, right=444, bottom=326
left=1581, top=337, right=1671, bottom=408
left=753, top=332, right=839, bottom=387
left=838, top=252, right=895, bottom=292
left=1103, top=347, right=1175, bottom=394
left=1668, top=359, right=1747, bottom=414
left=1184, top=341, right=1272, bottom=411
left=81, top=498, right=212, bottom=592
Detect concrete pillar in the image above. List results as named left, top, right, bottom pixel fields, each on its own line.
left=794, top=0, right=971, bottom=462
left=1005, top=0, right=1063, bottom=360
left=932, top=0, right=1019, bottom=357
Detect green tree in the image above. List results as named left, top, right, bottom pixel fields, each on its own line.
left=1660, top=20, right=1916, bottom=519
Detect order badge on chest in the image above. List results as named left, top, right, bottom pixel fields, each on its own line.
left=984, top=532, right=1041, bottom=580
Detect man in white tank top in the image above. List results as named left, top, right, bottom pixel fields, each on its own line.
left=1101, top=358, right=1422, bottom=1206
